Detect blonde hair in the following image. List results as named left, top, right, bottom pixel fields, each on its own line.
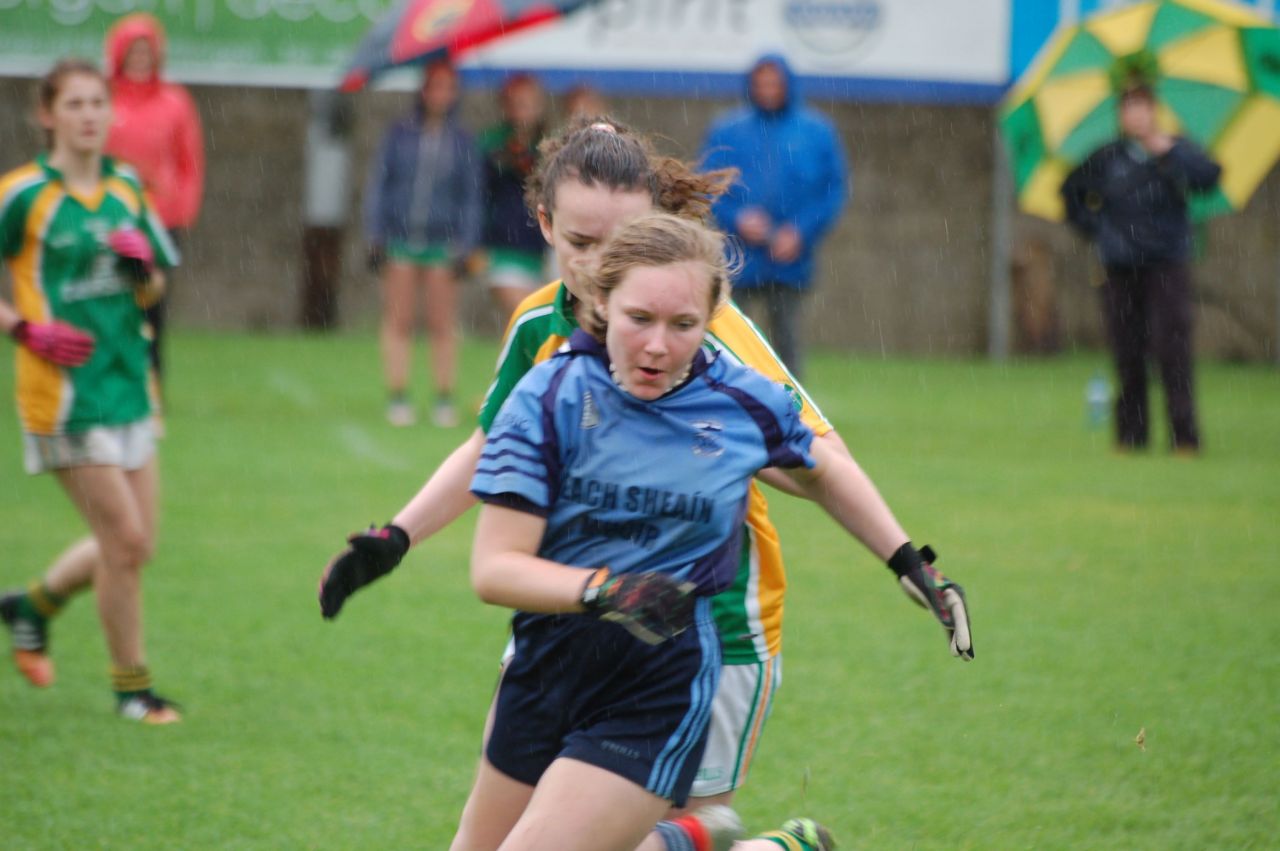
left=581, top=213, right=733, bottom=340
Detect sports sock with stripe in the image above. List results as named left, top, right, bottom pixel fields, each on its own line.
left=112, top=664, right=152, bottom=702
left=755, top=818, right=830, bottom=851
left=758, top=833, right=810, bottom=851
left=655, top=814, right=712, bottom=851
left=24, top=580, right=68, bottom=621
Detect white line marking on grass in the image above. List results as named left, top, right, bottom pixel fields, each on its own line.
left=335, top=422, right=404, bottom=470
left=266, top=368, right=318, bottom=411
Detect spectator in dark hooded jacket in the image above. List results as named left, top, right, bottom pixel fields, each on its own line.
left=1061, top=80, right=1220, bottom=454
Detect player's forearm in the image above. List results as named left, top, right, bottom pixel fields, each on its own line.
left=471, top=550, right=592, bottom=614
left=392, top=428, right=485, bottom=546
left=0, top=299, right=20, bottom=335
left=788, top=442, right=909, bottom=561
left=815, top=468, right=909, bottom=561
left=470, top=504, right=590, bottom=613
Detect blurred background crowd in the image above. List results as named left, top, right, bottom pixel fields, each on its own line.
left=1, top=0, right=1277, bottom=365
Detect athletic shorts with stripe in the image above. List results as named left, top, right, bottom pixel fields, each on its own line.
left=497, top=641, right=782, bottom=799
left=691, top=654, right=783, bottom=797
left=487, top=599, right=721, bottom=807
left=23, top=417, right=156, bottom=475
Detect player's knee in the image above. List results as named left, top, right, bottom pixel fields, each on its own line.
left=108, top=525, right=154, bottom=570
left=383, top=314, right=414, bottom=336
left=424, top=312, right=457, bottom=337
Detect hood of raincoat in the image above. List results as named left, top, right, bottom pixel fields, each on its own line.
left=105, top=14, right=166, bottom=85
left=746, top=52, right=799, bottom=116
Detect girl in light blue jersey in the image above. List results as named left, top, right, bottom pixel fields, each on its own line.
left=458, top=212, right=795, bottom=851
left=450, top=213, right=971, bottom=851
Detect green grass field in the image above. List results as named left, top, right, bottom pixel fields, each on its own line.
left=2, top=331, right=1277, bottom=849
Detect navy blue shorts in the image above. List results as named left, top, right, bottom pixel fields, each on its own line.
left=486, top=597, right=720, bottom=806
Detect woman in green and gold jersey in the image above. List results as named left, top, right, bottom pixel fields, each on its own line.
left=0, top=59, right=181, bottom=724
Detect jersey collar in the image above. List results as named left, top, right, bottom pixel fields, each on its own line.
left=37, top=154, right=120, bottom=210
left=37, top=153, right=121, bottom=182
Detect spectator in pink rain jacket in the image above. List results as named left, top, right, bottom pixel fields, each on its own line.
left=104, top=13, right=204, bottom=391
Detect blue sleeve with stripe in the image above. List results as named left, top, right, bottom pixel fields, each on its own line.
left=719, top=363, right=816, bottom=471
left=763, top=383, right=815, bottom=470
left=471, top=358, right=569, bottom=511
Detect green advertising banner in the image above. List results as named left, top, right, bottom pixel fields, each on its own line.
left=0, top=0, right=393, bottom=86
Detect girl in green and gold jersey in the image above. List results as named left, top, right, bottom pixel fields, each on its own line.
left=0, top=59, right=181, bottom=723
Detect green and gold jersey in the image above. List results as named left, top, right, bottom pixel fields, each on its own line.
left=1, top=156, right=179, bottom=435
left=478, top=281, right=833, bottom=663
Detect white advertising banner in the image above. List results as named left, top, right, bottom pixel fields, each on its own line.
left=464, top=0, right=1010, bottom=92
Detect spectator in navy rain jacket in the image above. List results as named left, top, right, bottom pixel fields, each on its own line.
left=699, top=53, right=849, bottom=379
left=1061, top=79, right=1220, bottom=454
left=364, top=60, right=482, bottom=428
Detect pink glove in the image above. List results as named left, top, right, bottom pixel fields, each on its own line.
left=107, top=227, right=155, bottom=283
left=11, top=320, right=96, bottom=367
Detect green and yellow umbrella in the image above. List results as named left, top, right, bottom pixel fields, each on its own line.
left=999, top=0, right=1280, bottom=221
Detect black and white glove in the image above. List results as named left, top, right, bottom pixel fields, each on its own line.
left=580, top=567, right=697, bottom=646
left=887, top=543, right=973, bottom=660
left=318, top=524, right=410, bottom=619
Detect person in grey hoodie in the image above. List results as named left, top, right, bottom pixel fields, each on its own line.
left=365, top=60, right=482, bottom=427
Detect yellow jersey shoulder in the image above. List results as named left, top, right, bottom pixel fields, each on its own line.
left=502, top=280, right=562, bottom=337
left=0, top=163, right=48, bottom=210
left=707, top=300, right=833, bottom=435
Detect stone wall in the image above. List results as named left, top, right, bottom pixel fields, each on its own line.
left=2, top=76, right=1276, bottom=359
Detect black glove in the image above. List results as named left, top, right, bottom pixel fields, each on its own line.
left=580, top=567, right=697, bottom=646
left=318, top=523, right=410, bottom=619
left=887, top=543, right=974, bottom=660
left=116, top=255, right=152, bottom=287
left=367, top=244, right=386, bottom=274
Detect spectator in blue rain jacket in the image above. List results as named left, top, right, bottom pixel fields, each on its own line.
left=699, top=53, right=849, bottom=379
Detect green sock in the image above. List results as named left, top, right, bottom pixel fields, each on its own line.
left=758, top=836, right=803, bottom=851
left=756, top=819, right=829, bottom=851
left=23, top=581, right=66, bottom=621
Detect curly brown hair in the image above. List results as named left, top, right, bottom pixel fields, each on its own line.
left=525, top=116, right=737, bottom=223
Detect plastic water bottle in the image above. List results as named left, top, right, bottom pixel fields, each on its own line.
left=1085, top=371, right=1111, bottom=430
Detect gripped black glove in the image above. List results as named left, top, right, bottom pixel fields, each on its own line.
left=318, top=523, right=410, bottom=619
left=580, top=567, right=697, bottom=646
